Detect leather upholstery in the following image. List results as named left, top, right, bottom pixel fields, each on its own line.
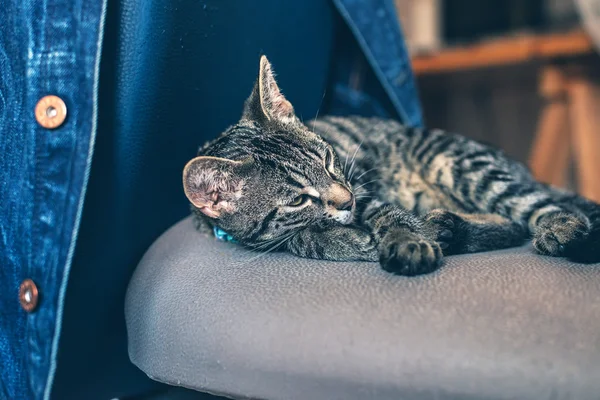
left=126, top=217, right=600, bottom=400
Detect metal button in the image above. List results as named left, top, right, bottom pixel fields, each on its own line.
left=35, top=95, right=67, bottom=129
left=19, top=279, right=39, bottom=312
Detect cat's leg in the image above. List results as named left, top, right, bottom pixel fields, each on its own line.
left=287, top=224, right=378, bottom=262
left=525, top=191, right=600, bottom=263
left=478, top=179, right=599, bottom=263
left=424, top=209, right=527, bottom=255
left=430, top=145, right=600, bottom=262
left=398, top=126, right=600, bottom=262
left=361, top=200, right=443, bottom=276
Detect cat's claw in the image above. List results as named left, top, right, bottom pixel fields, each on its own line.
left=378, top=229, right=443, bottom=276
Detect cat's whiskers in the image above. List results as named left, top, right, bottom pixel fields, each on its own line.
left=248, top=229, right=299, bottom=252
left=354, top=189, right=374, bottom=197
left=313, top=90, right=326, bottom=123
left=354, top=166, right=380, bottom=182
left=355, top=195, right=372, bottom=202
left=348, top=159, right=356, bottom=181
left=343, top=151, right=350, bottom=177
left=347, top=139, right=365, bottom=181
left=353, top=179, right=382, bottom=193
left=307, top=92, right=327, bottom=138
left=235, top=232, right=297, bottom=266
left=250, top=233, right=294, bottom=252
left=354, top=189, right=374, bottom=200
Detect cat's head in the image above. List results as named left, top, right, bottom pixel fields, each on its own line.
left=183, top=56, right=355, bottom=245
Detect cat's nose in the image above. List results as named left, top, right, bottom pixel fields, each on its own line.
left=339, top=195, right=354, bottom=211
left=323, top=183, right=354, bottom=211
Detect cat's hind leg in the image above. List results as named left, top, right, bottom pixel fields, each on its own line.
left=528, top=193, right=600, bottom=263
left=479, top=182, right=599, bottom=262
left=424, top=209, right=527, bottom=255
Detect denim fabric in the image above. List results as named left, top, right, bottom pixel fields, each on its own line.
left=0, top=0, right=106, bottom=399
left=0, top=0, right=422, bottom=399
left=332, top=0, right=423, bottom=127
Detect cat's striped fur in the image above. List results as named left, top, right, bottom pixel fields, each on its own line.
left=183, top=56, right=600, bottom=275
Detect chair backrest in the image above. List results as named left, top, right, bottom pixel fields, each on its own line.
left=51, top=0, right=336, bottom=397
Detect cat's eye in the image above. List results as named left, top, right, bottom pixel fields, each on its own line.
left=289, top=194, right=309, bottom=207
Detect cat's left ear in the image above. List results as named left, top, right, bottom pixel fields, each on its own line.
left=183, top=156, right=247, bottom=219
left=243, top=55, right=298, bottom=125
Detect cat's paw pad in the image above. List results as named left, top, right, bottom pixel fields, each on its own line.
left=424, top=209, right=465, bottom=255
left=533, top=212, right=590, bottom=257
left=379, top=230, right=443, bottom=276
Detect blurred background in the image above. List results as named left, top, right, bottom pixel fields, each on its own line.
left=397, top=0, right=600, bottom=203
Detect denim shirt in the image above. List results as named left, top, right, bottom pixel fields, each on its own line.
left=0, top=0, right=106, bottom=398
left=0, top=0, right=421, bottom=398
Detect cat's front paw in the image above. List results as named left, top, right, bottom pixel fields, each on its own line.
left=533, top=212, right=590, bottom=258
left=424, top=209, right=466, bottom=255
left=379, top=229, right=443, bottom=276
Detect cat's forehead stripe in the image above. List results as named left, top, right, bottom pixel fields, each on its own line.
left=303, top=187, right=321, bottom=198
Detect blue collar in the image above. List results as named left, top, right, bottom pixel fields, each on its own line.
left=213, top=226, right=238, bottom=243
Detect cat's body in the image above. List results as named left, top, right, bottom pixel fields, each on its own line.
left=183, top=56, right=600, bottom=275
left=312, top=116, right=530, bottom=217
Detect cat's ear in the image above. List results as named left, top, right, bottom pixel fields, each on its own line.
left=243, top=55, right=297, bottom=124
left=183, top=156, right=246, bottom=218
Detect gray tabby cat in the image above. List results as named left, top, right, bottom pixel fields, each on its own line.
left=183, top=56, right=600, bottom=276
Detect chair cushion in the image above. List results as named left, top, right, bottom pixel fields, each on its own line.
left=125, top=217, right=600, bottom=400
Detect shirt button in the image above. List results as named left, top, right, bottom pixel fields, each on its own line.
left=19, top=279, right=39, bottom=312
left=35, top=95, right=67, bottom=129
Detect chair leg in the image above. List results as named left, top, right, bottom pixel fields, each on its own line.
left=568, top=75, right=600, bottom=203
left=529, top=66, right=570, bottom=187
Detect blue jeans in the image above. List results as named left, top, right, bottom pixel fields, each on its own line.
left=0, top=0, right=421, bottom=398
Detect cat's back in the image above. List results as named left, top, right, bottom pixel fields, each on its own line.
left=311, top=115, right=528, bottom=177
left=310, top=115, right=533, bottom=215
left=310, top=115, right=408, bottom=148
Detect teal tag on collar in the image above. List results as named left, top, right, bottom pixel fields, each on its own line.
left=213, top=226, right=237, bottom=243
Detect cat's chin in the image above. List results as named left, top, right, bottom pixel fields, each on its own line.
left=335, top=210, right=354, bottom=225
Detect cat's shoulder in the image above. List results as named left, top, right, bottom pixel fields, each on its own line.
left=316, top=114, right=399, bottom=125
left=312, top=115, right=410, bottom=134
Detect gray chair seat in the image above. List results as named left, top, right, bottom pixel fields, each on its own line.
left=125, top=217, right=600, bottom=400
